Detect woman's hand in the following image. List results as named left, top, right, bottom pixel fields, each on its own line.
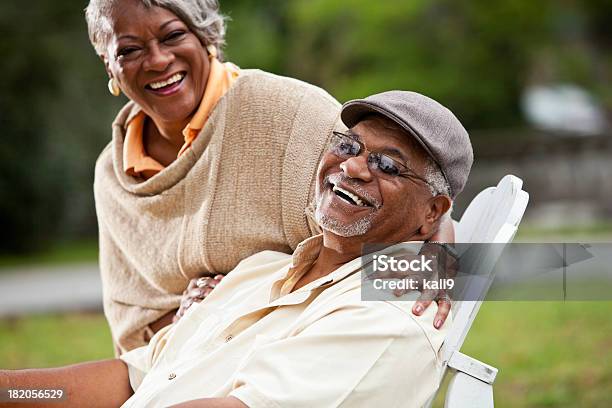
left=173, top=275, right=225, bottom=323
left=411, top=216, right=457, bottom=329
left=411, top=241, right=457, bottom=328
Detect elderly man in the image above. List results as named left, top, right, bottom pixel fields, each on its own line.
left=1, top=91, right=472, bottom=408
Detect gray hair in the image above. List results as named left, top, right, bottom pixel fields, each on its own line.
left=423, top=158, right=453, bottom=218
left=423, top=158, right=451, bottom=197
left=85, top=0, right=227, bottom=59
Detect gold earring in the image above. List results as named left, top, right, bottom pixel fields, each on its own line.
left=107, top=78, right=121, bottom=96
left=206, top=45, right=217, bottom=59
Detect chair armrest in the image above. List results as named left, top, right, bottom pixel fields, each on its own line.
left=447, top=351, right=498, bottom=384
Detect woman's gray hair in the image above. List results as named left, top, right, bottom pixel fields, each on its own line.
left=85, top=0, right=227, bottom=59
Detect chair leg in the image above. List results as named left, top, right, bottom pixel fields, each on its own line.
left=444, top=371, right=494, bottom=408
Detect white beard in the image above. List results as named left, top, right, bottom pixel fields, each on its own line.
left=314, top=194, right=376, bottom=237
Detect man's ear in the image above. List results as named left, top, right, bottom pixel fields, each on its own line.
left=419, top=195, right=452, bottom=237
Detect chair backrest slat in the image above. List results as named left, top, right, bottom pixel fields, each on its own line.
left=436, top=175, right=529, bottom=384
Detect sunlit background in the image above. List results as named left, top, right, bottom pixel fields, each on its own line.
left=1, top=1, right=611, bottom=407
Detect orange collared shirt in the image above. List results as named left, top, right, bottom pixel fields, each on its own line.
left=123, top=57, right=240, bottom=179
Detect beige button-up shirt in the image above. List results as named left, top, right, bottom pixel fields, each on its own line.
left=120, top=235, right=449, bottom=408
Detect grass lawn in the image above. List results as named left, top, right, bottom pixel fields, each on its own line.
left=1, top=303, right=610, bottom=407
left=457, top=301, right=612, bottom=407
left=0, top=314, right=114, bottom=368
left=514, top=221, right=612, bottom=242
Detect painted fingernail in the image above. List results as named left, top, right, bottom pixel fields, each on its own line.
left=435, top=319, right=442, bottom=329
left=414, top=305, right=423, bottom=314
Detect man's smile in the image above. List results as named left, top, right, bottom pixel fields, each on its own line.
left=326, top=173, right=381, bottom=210
left=332, top=184, right=369, bottom=207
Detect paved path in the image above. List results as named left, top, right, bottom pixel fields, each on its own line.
left=0, top=263, right=102, bottom=317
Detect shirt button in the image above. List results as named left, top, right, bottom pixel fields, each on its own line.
left=168, top=373, right=176, bottom=380
left=225, top=335, right=233, bottom=342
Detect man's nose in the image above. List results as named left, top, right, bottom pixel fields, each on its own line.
left=143, top=42, right=174, bottom=71
left=340, top=155, right=373, bottom=182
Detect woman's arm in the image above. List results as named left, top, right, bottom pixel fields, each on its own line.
left=0, top=359, right=132, bottom=408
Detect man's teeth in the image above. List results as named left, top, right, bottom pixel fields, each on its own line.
left=149, top=73, right=184, bottom=90
left=333, top=185, right=367, bottom=207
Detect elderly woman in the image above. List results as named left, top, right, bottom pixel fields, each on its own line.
left=86, top=0, right=452, bottom=353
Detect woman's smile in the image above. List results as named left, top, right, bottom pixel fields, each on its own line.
left=145, top=71, right=186, bottom=96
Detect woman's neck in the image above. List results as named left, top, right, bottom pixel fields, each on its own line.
left=148, top=116, right=188, bottom=149
left=143, top=117, right=188, bottom=166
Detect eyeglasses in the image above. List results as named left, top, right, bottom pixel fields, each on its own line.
left=329, top=131, right=432, bottom=186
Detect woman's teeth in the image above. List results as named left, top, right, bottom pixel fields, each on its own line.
left=149, top=73, right=184, bottom=90
left=333, top=185, right=367, bottom=207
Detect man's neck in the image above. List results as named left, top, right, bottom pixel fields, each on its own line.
left=292, top=231, right=421, bottom=292
left=290, top=237, right=359, bottom=292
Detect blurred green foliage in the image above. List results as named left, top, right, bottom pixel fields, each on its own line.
left=0, top=0, right=610, bottom=254
left=0, top=1, right=123, bottom=253
left=223, top=0, right=611, bottom=127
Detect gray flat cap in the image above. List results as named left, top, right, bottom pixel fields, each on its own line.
left=341, top=91, right=473, bottom=198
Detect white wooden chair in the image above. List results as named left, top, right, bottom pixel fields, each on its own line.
left=427, top=175, right=529, bottom=407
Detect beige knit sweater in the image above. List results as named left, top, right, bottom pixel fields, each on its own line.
left=94, top=70, right=342, bottom=352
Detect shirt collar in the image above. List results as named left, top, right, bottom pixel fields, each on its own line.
left=123, top=111, right=164, bottom=177
left=270, top=235, right=425, bottom=301
left=179, top=57, right=240, bottom=156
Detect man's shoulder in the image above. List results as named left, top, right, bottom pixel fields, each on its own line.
left=318, top=277, right=449, bottom=354
left=382, top=298, right=450, bottom=355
